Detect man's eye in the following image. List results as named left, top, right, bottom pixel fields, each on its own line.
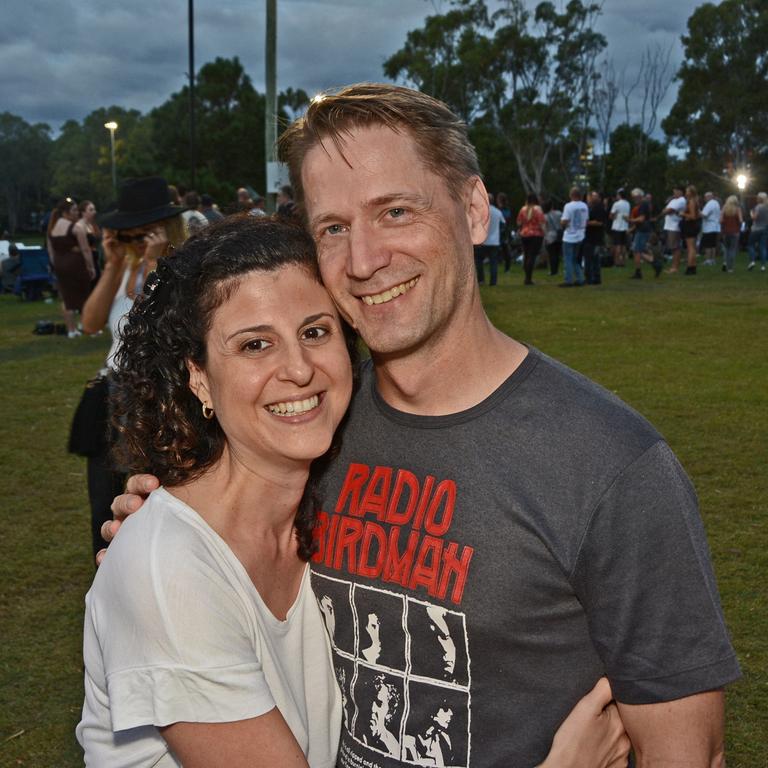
left=243, top=338, right=272, bottom=352
left=302, top=326, right=329, bottom=341
left=325, top=224, right=344, bottom=235
left=388, top=208, right=406, bottom=219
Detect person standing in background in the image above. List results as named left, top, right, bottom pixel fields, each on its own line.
left=516, top=193, right=545, bottom=286
left=542, top=199, right=563, bottom=276
left=720, top=195, right=743, bottom=273
left=660, top=186, right=687, bottom=274
left=560, top=187, right=588, bottom=286
left=474, top=193, right=504, bottom=286
left=47, top=197, right=96, bottom=338
left=609, top=188, right=630, bottom=267
left=747, top=192, right=768, bottom=271
left=700, top=192, right=721, bottom=267
left=680, top=185, right=701, bottom=275
left=77, top=201, right=101, bottom=286
left=583, top=190, right=606, bottom=285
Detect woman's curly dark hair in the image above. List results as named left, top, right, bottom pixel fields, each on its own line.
left=111, top=214, right=358, bottom=560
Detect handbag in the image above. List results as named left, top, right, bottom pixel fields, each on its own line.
left=68, top=375, right=110, bottom=457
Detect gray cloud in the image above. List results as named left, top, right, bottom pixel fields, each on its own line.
left=2, top=0, right=702, bottom=132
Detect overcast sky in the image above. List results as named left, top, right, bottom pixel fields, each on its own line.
left=2, top=0, right=704, bottom=133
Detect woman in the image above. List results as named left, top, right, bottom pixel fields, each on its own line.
left=47, top=197, right=95, bottom=337
left=720, top=195, right=743, bottom=273
left=542, top=200, right=563, bottom=276
left=78, top=217, right=628, bottom=766
left=78, top=177, right=187, bottom=558
left=516, top=193, right=545, bottom=285
left=680, top=184, right=701, bottom=275
left=77, top=200, right=102, bottom=285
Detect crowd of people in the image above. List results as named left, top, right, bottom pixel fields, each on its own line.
left=60, top=82, right=740, bottom=768
left=478, top=184, right=767, bottom=286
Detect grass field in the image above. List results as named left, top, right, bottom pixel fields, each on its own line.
left=1, top=257, right=766, bottom=766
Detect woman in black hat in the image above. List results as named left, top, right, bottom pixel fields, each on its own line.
left=76, top=177, right=187, bottom=560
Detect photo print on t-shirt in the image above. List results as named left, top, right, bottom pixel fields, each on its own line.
left=312, top=573, right=472, bottom=767
left=354, top=585, right=406, bottom=670
left=407, top=601, right=468, bottom=686
left=315, top=575, right=356, bottom=656
left=353, top=667, right=406, bottom=759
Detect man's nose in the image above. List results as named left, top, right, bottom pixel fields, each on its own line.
left=346, top=222, right=392, bottom=280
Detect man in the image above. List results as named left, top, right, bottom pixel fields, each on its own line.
left=660, top=186, right=687, bottom=273
left=700, top=192, right=721, bottom=266
left=110, top=84, right=738, bottom=766
left=748, top=192, right=768, bottom=271
left=628, top=188, right=660, bottom=279
left=200, top=193, right=224, bottom=224
left=583, top=190, right=606, bottom=285
left=609, top=188, right=630, bottom=266
left=560, top=187, right=588, bottom=286
left=473, top=193, right=504, bottom=285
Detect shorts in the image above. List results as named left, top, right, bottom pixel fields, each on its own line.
left=700, top=232, right=718, bottom=249
left=664, top=230, right=681, bottom=250
left=611, top=230, right=627, bottom=246
left=632, top=231, right=651, bottom=254
left=681, top=219, right=701, bottom=239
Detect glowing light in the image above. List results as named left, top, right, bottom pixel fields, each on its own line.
left=104, top=121, right=118, bottom=131
left=736, top=174, right=747, bottom=191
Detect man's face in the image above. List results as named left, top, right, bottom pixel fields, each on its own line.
left=370, top=685, right=390, bottom=734
left=301, top=125, right=487, bottom=357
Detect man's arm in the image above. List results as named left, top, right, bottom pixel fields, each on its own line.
left=617, top=690, right=725, bottom=768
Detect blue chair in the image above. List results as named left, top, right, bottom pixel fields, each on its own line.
left=15, top=248, right=54, bottom=301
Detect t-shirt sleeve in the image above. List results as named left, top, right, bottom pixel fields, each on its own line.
left=570, top=440, right=740, bottom=704
left=91, top=521, right=274, bottom=731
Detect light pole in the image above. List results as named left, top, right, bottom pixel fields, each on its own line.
left=104, top=121, right=118, bottom=194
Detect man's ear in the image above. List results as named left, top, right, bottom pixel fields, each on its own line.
left=186, top=359, right=211, bottom=406
left=466, top=176, right=490, bottom=246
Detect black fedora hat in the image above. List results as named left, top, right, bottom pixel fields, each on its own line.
left=98, top=176, right=187, bottom=230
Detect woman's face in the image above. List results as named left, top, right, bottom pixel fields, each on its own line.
left=66, top=203, right=79, bottom=221
left=83, top=203, right=96, bottom=221
left=189, top=265, right=353, bottom=472
left=117, top=223, right=165, bottom=261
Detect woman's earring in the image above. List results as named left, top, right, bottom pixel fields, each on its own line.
left=202, top=402, right=214, bottom=420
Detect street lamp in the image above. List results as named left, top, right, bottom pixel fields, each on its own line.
left=104, top=121, right=118, bottom=194
left=736, top=173, right=747, bottom=192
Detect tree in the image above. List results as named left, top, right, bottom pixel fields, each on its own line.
left=384, top=1, right=606, bottom=198
left=0, top=113, right=52, bottom=234
left=663, top=0, right=768, bottom=176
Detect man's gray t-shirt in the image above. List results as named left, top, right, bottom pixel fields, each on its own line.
left=311, top=348, right=739, bottom=767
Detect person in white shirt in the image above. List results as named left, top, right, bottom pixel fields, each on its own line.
left=560, top=187, right=589, bottom=286
left=700, top=192, right=721, bottom=266
left=609, top=189, right=630, bottom=267
left=660, top=187, right=688, bottom=273
left=473, top=194, right=505, bottom=286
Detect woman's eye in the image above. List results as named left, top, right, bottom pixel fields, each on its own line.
left=243, top=338, right=272, bottom=352
left=302, top=326, right=329, bottom=341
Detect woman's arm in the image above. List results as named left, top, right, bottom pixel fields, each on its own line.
left=161, top=707, right=310, bottom=768
left=81, top=229, right=126, bottom=334
left=73, top=220, right=96, bottom=279
left=537, top=678, right=630, bottom=768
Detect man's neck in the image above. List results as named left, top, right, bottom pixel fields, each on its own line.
left=370, top=299, right=528, bottom=416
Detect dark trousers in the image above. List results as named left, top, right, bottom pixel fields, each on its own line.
left=582, top=240, right=602, bottom=284
left=546, top=241, right=561, bottom=275
left=474, top=245, right=500, bottom=285
left=521, top=236, right=543, bottom=283
left=87, top=449, right=126, bottom=559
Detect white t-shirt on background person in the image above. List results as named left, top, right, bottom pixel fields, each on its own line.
left=610, top=199, right=630, bottom=232
left=663, top=196, right=687, bottom=232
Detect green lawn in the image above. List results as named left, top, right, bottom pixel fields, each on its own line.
left=1, top=256, right=766, bottom=766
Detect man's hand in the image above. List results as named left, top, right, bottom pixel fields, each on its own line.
left=539, top=678, right=630, bottom=768
left=95, top=473, right=160, bottom=565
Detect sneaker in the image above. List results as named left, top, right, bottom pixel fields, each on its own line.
left=748, top=261, right=756, bottom=270
left=67, top=329, right=82, bottom=339
left=762, top=266, right=766, bottom=272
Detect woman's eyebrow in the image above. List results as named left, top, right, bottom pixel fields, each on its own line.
left=225, top=313, right=334, bottom=342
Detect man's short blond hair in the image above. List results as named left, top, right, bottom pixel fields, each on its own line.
left=277, top=83, right=481, bottom=209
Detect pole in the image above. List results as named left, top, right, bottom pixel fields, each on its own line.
left=265, top=0, right=277, bottom=213
left=109, top=128, right=117, bottom=194
left=188, top=0, right=197, bottom=190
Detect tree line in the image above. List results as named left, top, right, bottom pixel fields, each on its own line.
left=1, top=0, right=766, bottom=235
